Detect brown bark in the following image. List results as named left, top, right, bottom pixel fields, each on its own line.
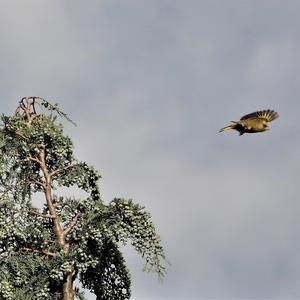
left=63, top=271, right=75, bottom=300
left=19, top=98, right=77, bottom=299
left=37, top=148, right=75, bottom=299
left=15, top=97, right=79, bottom=300
left=18, top=247, right=56, bottom=257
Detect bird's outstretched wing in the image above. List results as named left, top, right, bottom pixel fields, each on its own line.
left=240, top=109, right=279, bottom=122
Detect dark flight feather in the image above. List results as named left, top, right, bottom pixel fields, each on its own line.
left=240, top=109, right=279, bottom=122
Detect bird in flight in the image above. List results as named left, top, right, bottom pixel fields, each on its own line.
left=219, top=109, right=279, bottom=135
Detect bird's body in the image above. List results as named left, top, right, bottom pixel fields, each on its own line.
left=220, top=109, right=279, bottom=135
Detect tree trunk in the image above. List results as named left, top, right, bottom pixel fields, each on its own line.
left=63, top=271, right=74, bottom=300
left=39, top=150, right=75, bottom=300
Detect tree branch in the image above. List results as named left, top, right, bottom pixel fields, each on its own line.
left=50, top=164, right=77, bottom=177
left=32, top=180, right=45, bottom=187
left=28, top=154, right=41, bottom=164
left=19, top=179, right=45, bottom=188
left=4, top=124, right=28, bottom=141
left=37, top=149, right=65, bottom=249
left=18, top=247, right=56, bottom=257
left=27, top=210, right=56, bottom=219
left=14, top=131, right=28, bottom=140
left=63, top=212, right=81, bottom=238
left=8, top=208, right=56, bottom=219
left=20, top=96, right=36, bottom=126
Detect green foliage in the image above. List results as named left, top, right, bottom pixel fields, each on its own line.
left=0, top=98, right=167, bottom=300
left=0, top=253, right=63, bottom=299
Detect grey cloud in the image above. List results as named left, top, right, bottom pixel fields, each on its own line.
left=1, top=1, right=300, bottom=299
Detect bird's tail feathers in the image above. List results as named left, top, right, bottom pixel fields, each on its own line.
left=219, top=122, right=236, bottom=132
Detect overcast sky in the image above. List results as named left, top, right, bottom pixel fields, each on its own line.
left=1, top=1, right=300, bottom=299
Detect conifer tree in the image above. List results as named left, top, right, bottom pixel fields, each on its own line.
left=0, top=97, right=166, bottom=300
